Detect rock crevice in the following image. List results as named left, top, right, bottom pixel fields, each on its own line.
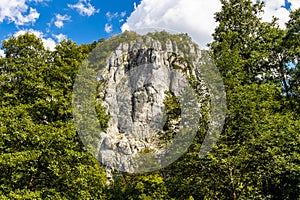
left=95, top=35, right=205, bottom=173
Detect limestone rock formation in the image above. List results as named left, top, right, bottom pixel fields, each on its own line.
left=83, top=32, right=209, bottom=174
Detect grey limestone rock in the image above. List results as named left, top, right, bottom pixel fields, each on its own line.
left=95, top=35, right=207, bottom=174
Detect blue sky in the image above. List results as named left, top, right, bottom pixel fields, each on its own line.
left=0, top=0, right=299, bottom=54
left=0, top=0, right=141, bottom=48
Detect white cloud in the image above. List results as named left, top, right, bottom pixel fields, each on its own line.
left=0, top=49, right=5, bottom=57
left=289, top=0, right=300, bottom=10
left=259, top=0, right=290, bottom=28
left=258, top=0, right=300, bottom=28
left=13, top=29, right=56, bottom=51
left=121, top=11, right=126, bottom=18
left=105, top=23, right=112, bottom=33
left=106, top=11, right=126, bottom=23
left=53, top=33, right=67, bottom=42
left=133, top=2, right=137, bottom=10
left=14, top=29, right=41, bottom=37
left=16, top=7, right=39, bottom=25
left=106, top=12, right=118, bottom=21
left=0, top=0, right=40, bottom=25
left=54, top=14, right=71, bottom=28
left=68, top=0, right=99, bottom=16
left=122, top=0, right=300, bottom=48
left=42, top=37, right=56, bottom=51
left=121, top=0, right=222, bottom=48
left=28, top=0, right=50, bottom=2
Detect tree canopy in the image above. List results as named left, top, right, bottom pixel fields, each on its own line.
left=0, top=1, right=299, bottom=199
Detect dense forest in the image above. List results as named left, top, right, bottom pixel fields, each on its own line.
left=0, top=0, right=299, bottom=199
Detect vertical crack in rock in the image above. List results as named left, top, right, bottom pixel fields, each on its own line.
left=94, top=33, right=208, bottom=174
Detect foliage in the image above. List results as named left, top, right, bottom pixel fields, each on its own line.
left=107, top=173, right=170, bottom=200
left=0, top=2, right=300, bottom=199
left=0, top=33, right=107, bottom=199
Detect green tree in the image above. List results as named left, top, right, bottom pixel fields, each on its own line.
left=108, top=173, right=170, bottom=200
left=1, top=14, right=299, bottom=199
left=209, top=0, right=286, bottom=88
left=283, top=8, right=300, bottom=101
left=205, top=1, right=300, bottom=199
left=0, top=33, right=108, bottom=199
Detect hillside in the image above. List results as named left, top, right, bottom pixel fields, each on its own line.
left=0, top=2, right=299, bottom=199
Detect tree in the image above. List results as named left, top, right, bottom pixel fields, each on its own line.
left=108, top=173, right=170, bottom=200
left=209, top=0, right=285, bottom=88
left=284, top=8, right=300, bottom=100
left=0, top=33, right=108, bottom=199
left=205, top=1, right=300, bottom=199
left=1, top=13, right=299, bottom=198
left=0, top=33, right=49, bottom=106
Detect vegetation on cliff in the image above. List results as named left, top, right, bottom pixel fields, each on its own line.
left=0, top=0, right=299, bottom=199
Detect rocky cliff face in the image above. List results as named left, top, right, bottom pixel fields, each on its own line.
left=90, top=32, right=209, bottom=175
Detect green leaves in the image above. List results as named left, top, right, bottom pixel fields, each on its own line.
left=1, top=7, right=299, bottom=198
left=0, top=33, right=108, bottom=199
left=108, top=173, right=170, bottom=200
left=204, top=1, right=300, bottom=199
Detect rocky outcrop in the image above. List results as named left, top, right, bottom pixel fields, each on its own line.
left=92, top=33, right=208, bottom=174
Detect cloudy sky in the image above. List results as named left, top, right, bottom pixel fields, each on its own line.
left=0, top=0, right=299, bottom=54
